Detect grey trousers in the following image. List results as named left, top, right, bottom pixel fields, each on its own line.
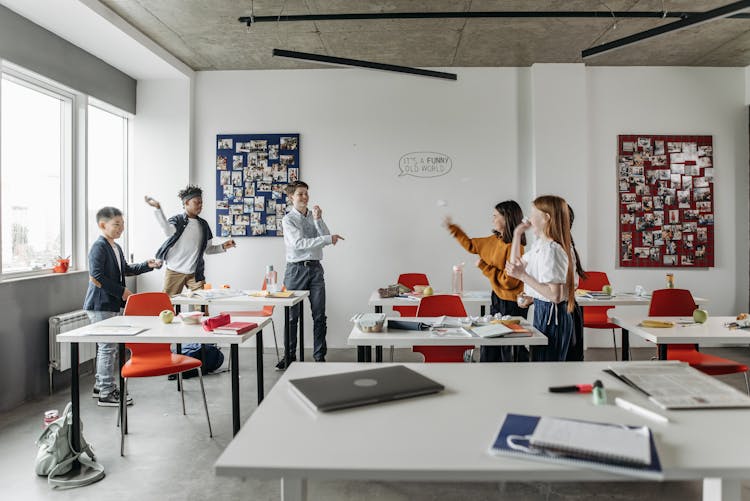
left=284, top=261, right=327, bottom=361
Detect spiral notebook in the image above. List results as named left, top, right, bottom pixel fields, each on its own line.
left=489, top=413, right=663, bottom=480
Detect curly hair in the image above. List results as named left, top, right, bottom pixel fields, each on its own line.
left=178, top=185, right=202, bottom=202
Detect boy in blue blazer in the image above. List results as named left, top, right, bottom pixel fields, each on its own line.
left=84, top=207, right=161, bottom=407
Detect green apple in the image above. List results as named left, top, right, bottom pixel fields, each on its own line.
left=693, top=309, right=708, bottom=324
left=601, top=285, right=613, bottom=295
left=422, top=286, right=434, bottom=296
left=159, top=309, right=174, bottom=324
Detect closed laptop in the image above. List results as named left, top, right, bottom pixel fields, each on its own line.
left=289, top=365, right=444, bottom=412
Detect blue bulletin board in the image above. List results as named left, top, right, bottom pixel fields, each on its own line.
left=215, top=133, right=299, bottom=237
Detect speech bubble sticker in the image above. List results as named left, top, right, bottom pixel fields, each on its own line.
left=398, top=152, right=453, bottom=178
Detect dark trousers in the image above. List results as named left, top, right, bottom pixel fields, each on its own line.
left=480, top=293, right=529, bottom=362
left=284, top=261, right=327, bottom=361
left=531, top=299, right=573, bottom=362
left=565, top=301, right=584, bottom=361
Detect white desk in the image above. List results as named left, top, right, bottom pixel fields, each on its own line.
left=610, top=315, right=750, bottom=360
left=368, top=290, right=492, bottom=315
left=172, top=290, right=309, bottom=369
left=215, top=362, right=750, bottom=501
left=58, top=314, right=272, bottom=454
left=347, top=317, right=547, bottom=362
left=575, top=293, right=709, bottom=308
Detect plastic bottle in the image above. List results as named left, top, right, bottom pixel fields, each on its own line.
left=666, top=273, right=674, bottom=289
left=43, top=409, right=59, bottom=428
left=265, top=265, right=278, bottom=293
left=451, top=263, right=464, bottom=295
left=592, top=380, right=607, bottom=406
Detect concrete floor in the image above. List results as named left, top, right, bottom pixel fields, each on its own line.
left=2, top=346, right=750, bottom=501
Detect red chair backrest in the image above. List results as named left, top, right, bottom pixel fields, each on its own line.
left=648, top=289, right=697, bottom=317
left=397, top=273, right=429, bottom=291
left=123, top=292, right=174, bottom=356
left=416, top=295, right=467, bottom=317
left=578, top=271, right=609, bottom=291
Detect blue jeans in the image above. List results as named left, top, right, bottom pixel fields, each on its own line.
left=86, top=310, right=120, bottom=397
left=284, top=261, right=327, bottom=361
left=531, top=299, right=573, bottom=362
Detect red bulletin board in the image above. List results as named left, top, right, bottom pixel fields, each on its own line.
left=618, top=135, right=714, bottom=268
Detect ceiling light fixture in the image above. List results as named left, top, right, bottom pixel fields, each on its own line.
left=272, top=49, right=457, bottom=81
left=582, top=0, right=750, bottom=59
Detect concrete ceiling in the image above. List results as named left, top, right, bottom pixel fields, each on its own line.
left=98, top=0, right=750, bottom=70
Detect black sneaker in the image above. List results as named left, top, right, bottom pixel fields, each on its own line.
left=275, top=358, right=296, bottom=371
left=92, top=387, right=100, bottom=398
left=97, top=389, right=133, bottom=407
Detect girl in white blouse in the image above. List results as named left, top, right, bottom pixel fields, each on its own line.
left=505, top=195, right=576, bottom=361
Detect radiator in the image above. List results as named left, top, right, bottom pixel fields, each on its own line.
left=48, top=310, right=96, bottom=394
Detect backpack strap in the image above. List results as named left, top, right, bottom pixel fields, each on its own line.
left=47, top=452, right=104, bottom=488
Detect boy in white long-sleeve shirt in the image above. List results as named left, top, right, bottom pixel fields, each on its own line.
left=146, top=185, right=235, bottom=295
left=277, top=181, right=344, bottom=370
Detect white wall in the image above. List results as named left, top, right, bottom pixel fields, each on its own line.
left=587, top=67, right=749, bottom=320
left=193, top=68, right=523, bottom=348
left=132, top=78, right=192, bottom=292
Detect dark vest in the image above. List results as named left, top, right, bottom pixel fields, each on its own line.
left=155, top=213, right=213, bottom=281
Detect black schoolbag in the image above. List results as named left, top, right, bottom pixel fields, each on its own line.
left=179, top=343, right=224, bottom=378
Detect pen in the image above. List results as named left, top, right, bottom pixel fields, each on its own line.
left=614, top=397, right=669, bottom=424
left=549, top=384, right=593, bottom=393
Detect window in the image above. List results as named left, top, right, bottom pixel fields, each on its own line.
left=1, top=72, right=72, bottom=275
left=87, top=102, right=128, bottom=252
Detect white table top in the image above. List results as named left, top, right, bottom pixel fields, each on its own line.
left=215, top=362, right=750, bottom=482
left=171, top=290, right=309, bottom=307
left=576, top=293, right=709, bottom=307
left=609, top=315, right=750, bottom=345
left=368, top=290, right=491, bottom=307
left=347, top=317, right=548, bottom=347
left=57, top=315, right=272, bottom=344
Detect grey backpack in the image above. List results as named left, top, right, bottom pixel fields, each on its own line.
left=35, top=402, right=104, bottom=488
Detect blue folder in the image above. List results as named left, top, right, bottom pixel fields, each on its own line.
left=489, top=413, right=664, bottom=480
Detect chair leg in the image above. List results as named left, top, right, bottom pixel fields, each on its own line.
left=198, top=368, right=213, bottom=437
left=120, top=378, right=127, bottom=456
left=179, top=372, right=186, bottom=415
left=611, top=329, right=618, bottom=361
left=744, top=372, right=749, bottom=396
left=270, top=319, right=280, bottom=363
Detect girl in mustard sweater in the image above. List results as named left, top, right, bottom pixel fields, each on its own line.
left=444, top=200, right=527, bottom=362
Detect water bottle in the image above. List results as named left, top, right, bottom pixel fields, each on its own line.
left=43, top=409, right=59, bottom=428
left=666, top=273, right=674, bottom=289
left=265, top=265, right=278, bottom=293
left=451, top=263, right=464, bottom=295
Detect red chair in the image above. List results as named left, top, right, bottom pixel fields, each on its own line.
left=649, top=288, right=749, bottom=394
left=578, top=271, right=620, bottom=360
left=221, top=280, right=282, bottom=363
left=393, top=273, right=429, bottom=317
left=413, top=295, right=473, bottom=362
left=121, top=292, right=212, bottom=455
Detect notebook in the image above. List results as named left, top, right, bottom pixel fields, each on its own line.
left=289, top=365, right=444, bottom=412
left=489, top=413, right=663, bottom=480
left=81, top=325, right=146, bottom=336
left=212, top=321, right=258, bottom=335
left=472, top=323, right=531, bottom=338
left=607, top=362, right=750, bottom=409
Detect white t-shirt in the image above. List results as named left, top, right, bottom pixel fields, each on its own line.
left=164, top=218, right=203, bottom=274
left=522, top=237, right=571, bottom=302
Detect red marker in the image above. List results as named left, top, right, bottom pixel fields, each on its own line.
left=548, top=384, right=593, bottom=393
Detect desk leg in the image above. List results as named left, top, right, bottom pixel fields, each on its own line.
left=375, top=305, right=382, bottom=314
left=621, top=329, right=630, bottom=361
left=703, top=478, right=740, bottom=501
left=284, top=306, right=292, bottom=369
left=281, top=476, right=307, bottom=501
left=364, top=347, right=372, bottom=362
left=256, top=331, right=264, bottom=405
left=175, top=304, right=181, bottom=314
left=372, top=306, right=383, bottom=363
left=658, top=344, right=668, bottom=360
left=375, top=346, right=383, bottom=362
left=357, top=346, right=365, bottom=362
left=231, top=344, right=240, bottom=436
left=70, top=342, right=81, bottom=456
left=118, top=343, right=127, bottom=434
left=481, top=305, right=486, bottom=317
left=298, top=301, right=304, bottom=362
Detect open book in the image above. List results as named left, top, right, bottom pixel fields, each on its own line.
left=489, top=413, right=663, bottom=480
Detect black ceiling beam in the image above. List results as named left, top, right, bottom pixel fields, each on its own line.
left=272, top=49, right=457, bottom=81
left=582, top=0, right=750, bottom=58
left=240, top=11, right=750, bottom=25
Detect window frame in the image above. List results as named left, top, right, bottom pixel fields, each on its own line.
left=0, top=63, right=75, bottom=279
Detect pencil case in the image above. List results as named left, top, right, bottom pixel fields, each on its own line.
left=202, top=313, right=231, bottom=332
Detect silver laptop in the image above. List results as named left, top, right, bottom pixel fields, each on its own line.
left=289, top=365, right=444, bottom=412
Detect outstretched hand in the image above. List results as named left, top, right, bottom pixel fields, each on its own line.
left=331, top=234, right=345, bottom=245
left=505, top=258, right=526, bottom=279
left=312, top=205, right=322, bottom=219
left=442, top=215, right=453, bottom=228
left=147, top=259, right=163, bottom=269
left=222, top=239, right=237, bottom=250
left=144, top=195, right=160, bottom=209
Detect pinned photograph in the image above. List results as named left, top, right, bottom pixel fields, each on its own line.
left=686, top=165, right=700, bottom=176
left=683, top=234, right=694, bottom=249
left=635, top=183, right=648, bottom=196
left=233, top=187, right=243, bottom=199
left=280, top=136, right=298, bottom=150
left=266, top=215, right=276, bottom=231
left=220, top=224, right=231, bottom=237
left=247, top=152, right=259, bottom=167
left=250, top=139, right=267, bottom=151
left=222, top=185, right=233, bottom=198
left=218, top=138, right=233, bottom=150
left=269, top=144, right=279, bottom=160
left=217, top=156, right=228, bottom=170
left=682, top=143, right=697, bottom=155
left=642, top=196, right=653, bottom=211
left=272, top=164, right=287, bottom=182
left=662, top=225, right=674, bottom=241
left=271, top=184, right=284, bottom=200
left=235, top=214, right=249, bottom=225
left=622, top=245, right=633, bottom=261
left=698, top=145, right=713, bottom=157
left=637, top=137, right=651, bottom=150
left=652, top=155, right=666, bottom=166
left=251, top=224, right=266, bottom=236
left=663, top=195, right=674, bottom=206
left=653, top=196, right=664, bottom=210
left=288, top=168, right=299, bottom=183
left=219, top=215, right=232, bottom=226
left=233, top=155, right=244, bottom=169
left=220, top=171, right=231, bottom=186
left=254, top=196, right=265, bottom=212
left=694, top=177, right=709, bottom=188
left=649, top=247, right=660, bottom=262
left=653, top=230, right=664, bottom=246
left=663, top=255, right=678, bottom=266
left=697, top=227, right=708, bottom=242
left=267, top=199, right=276, bottom=213
left=251, top=213, right=261, bottom=226
left=245, top=184, right=256, bottom=197
left=633, top=153, right=644, bottom=166
left=619, top=164, right=631, bottom=177
left=699, top=213, right=714, bottom=225
left=677, top=190, right=691, bottom=208
left=681, top=254, right=694, bottom=266
left=670, top=164, right=684, bottom=175
left=232, top=171, right=243, bottom=186
left=621, top=193, right=637, bottom=203
left=666, top=240, right=677, bottom=255
left=231, top=225, right=246, bottom=236
left=682, top=176, right=692, bottom=190
left=670, top=174, right=682, bottom=188
left=635, top=217, right=646, bottom=231
left=276, top=203, right=286, bottom=217
left=694, top=188, right=711, bottom=202
left=217, top=200, right=229, bottom=210
left=696, top=201, right=712, bottom=213
left=243, top=197, right=254, bottom=213
left=669, top=209, right=680, bottom=224
left=696, top=245, right=706, bottom=258
left=622, top=141, right=635, bottom=152
left=654, top=141, right=665, bottom=155
left=704, top=168, right=714, bottom=182
left=657, top=169, right=671, bottom=181
left=236, top=142, right=251, bottom=153
left=258, top=182, right=272, bottom=192
left=698, top=156, right=712, bottom=168
left=683, top=222, right=697, bottom=233
left=631, top=166, right=644, bottom=176
left=280, top=154, right=295, bottom=166
left=620, top=213, right=634, bottom=224
left=670, top=152, right=684, bottom=164
left=642, top=231, right=653, bottom=246
left=684, top=209, right=699, bottom=220
left=626, top=202, right=641, bottom=213
left=230, top=204, right=243, bottom=215
left=645, top=171, right=658, bottom=185
left=635, top=247, right=649, bottom=259
left=643, top=213, right=655, bottom=228
left=667, top=142, right=682, bottom=153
